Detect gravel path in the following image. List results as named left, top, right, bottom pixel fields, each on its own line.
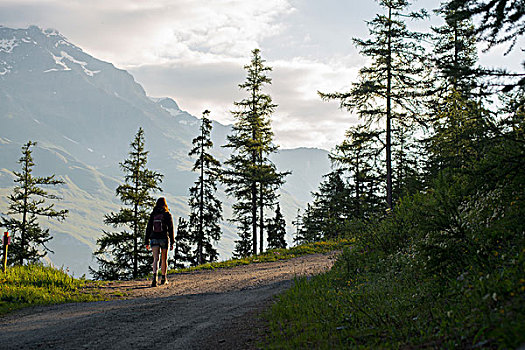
left=0, top=252, right=338, bottom=349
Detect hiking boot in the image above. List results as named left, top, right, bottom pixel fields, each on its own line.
left=160, top=275, right=169, bottom=285
left=151, top=277, right=157, bottom=287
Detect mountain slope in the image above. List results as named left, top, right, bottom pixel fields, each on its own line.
left=0, top=26, right=331, bottom=276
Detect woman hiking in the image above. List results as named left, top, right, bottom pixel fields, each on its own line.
left=145, top=197, right=175, bottom=287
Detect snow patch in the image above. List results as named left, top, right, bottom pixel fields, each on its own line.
left=33, top=119, right=41, bottom=124
left=0, top=38, right=18, bottom=53
left=162, top=106, right=182, bottom=117
left=0, top=137, right=12, bottom=144
left=52, top=53, right=71, bottom=71
left=57, top=40, right=73, bottom=48
left=61, top=51, right=100, bottom=76
left=63, top=136, right=79, bottom=145
left=43, top=28, right=60, bottom=37
left=48, top=51, right=100, bottom=76
left=87, top=148, right=94, bottom=153
left=0, top=67, right=10, bottom=75
left=21, top=37, right=35, bottom=44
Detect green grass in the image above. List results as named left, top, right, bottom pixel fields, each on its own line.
left=0, top=264, right=105, bottom=315
left=167, top=239, right=353, bottom=275
left=263, top=246, right=525, bottom=349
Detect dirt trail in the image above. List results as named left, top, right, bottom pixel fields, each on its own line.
left=0, top=252, right=338, bottom=349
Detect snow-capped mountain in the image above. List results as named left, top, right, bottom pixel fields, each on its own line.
left=0, top=26, right=330, bottom=276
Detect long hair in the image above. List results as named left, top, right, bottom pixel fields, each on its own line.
left=154, top=197, right=169, bottom=212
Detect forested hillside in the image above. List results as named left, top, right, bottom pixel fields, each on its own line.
left=266, top=0, right=524, bottom=348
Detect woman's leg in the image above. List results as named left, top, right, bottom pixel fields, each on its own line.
left=160, top=248, right=168, bottom=276
left=152, top=246, right=160, bottom=278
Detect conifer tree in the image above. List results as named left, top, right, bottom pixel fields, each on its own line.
left=444, top=0, right=524, bottom=53
left=319, top=0, right=428, bottom=210
left=257, top=160, right=288, bottom=253
left=426, top=90, right=491, bottom=174
left=432, top=9, right=478, bottom=98
left=267, top=204, right=287, bottom=249
left=91, top=128, right=163, bottom=280
left=295, top=203, right=323, bottom=244
left=188, top=110, right=222, bottom=265
left=311, top=170, right=353, bottom=240
left=232, top=210, right=253, bottom=258
left=223, top=48, right=288, bottom=256
left=295, top=170, right=353, bottom=243
left=330, top=125, right=384, bottom=220
left=1, top=141, right=68, bottom=265
left=170, top=217, right=193, bottom=269
left=391, top=123, right=425, bottom=200
left=444, top=0, right=524, bottom=90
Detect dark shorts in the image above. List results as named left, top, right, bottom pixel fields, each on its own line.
left=150, top=238, right=168, bottom=249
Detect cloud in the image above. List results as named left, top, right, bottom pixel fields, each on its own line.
left=0, top=0, right=368, bottom=149
left=130, top=54, right=363, bottom=150
left=0, top=0, right=295, bottom=66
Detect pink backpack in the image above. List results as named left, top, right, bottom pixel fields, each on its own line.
left=153, top=213, right=164, bottom=233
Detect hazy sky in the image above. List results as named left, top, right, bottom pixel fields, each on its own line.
left=0, top=0, right=523, bottom=150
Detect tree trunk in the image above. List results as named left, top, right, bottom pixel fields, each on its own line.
left=198, top=126, right=205, bottom=265
left=386, top=5, right=393, bottom=211
left=133, top=171, right=139, bottom=279
left=251, top=168, right=257, bottom=255
left=259, top=182, right=264, bottom=254
left=20, top=159, right=29, bottom=265
left=356, top=153, right=361, bottom=218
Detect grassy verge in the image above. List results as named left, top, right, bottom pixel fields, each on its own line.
left=167, top=239, right=353, bottom=275
left=263, top=245, right=525, bottom=349
left=0, top=264, right=105, bottom=315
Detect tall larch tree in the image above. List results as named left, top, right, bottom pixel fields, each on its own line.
left=1, top=141, right=68, bottom=265
left=319, top=0, right=428, bottom=210
left=223, top=48, right=288, bottom=257
left=91, top=128, right=163, bottom=280
left=188, top=110, right=222, bottom=265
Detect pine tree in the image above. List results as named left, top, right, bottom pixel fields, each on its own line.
left=91, top=128, right=163, bottom=280
left=391, top=123, right=425, bottom=200
left=232, top=210, right=253, bottom=259
left=330, top=125, right=384, bottom=220
left=188, top=110, right=222, bottom=265
left=1, top=141, right=68, bottom=265
left=223, top=48, right=288, bottom=257
left=311, top=170, right=353, bottom=240
left=444, top=0, right=525, bottom=53
left=292, top=209, right=304, bottom=244
left=295, top=203, right=323, bottom=244
left=444, top=0, right=524, bottom=90
left=267, top=204, right=287, bottom=249
left=257, top=160, right=288, bottom=253
left=426, top=90, right=491, bottom=174
left=170, top=217, right=193, bottom=269
left=432, top=9, right=478, bottom=98
left=319, top=0, right=428, bottom=210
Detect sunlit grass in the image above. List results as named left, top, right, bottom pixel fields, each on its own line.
left=263, top=246, right=525, bottom=349
left=0, top=264, right=104, bottom=315
left=167, top=238, right=353, bottom=275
